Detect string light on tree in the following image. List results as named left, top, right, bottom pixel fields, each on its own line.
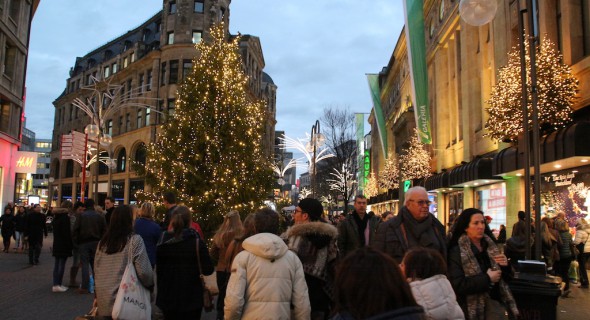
left=399, top=129, right=431, bottom=180
left=378, top=156, right=399, bottom=190
left=485, top=36, right=579, bottom=141
left=364, top=172, right=379, bottom=198
left=136, top=22, right=273, bottom=232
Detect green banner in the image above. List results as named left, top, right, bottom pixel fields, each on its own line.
left=366, top=74, right=388, bottom=159
left=404, top=0, right=432, bottom=144
left=355, top=113, right=365, bottom=190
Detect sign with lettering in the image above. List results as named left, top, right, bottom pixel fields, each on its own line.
left=14, top=151, right=38, bottom=173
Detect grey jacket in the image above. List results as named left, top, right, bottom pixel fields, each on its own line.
left=337, top=211, right=380, bottom=258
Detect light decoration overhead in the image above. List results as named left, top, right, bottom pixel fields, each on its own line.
left=459, top=0, right=498, bottom=27
left=364, top=172, right=379, bottom=198
left=399, top=129, right=431, bottom=180
left=279, top=134, right=334, bottom=174
left=485, top=36, right=579, bottom=141
left=378, top=156, right=399, bottom=190
left=271, top=158, right=297, bottom=186
left=299, top=187, right=312, bottom=200
left=137, top=22, right=273, bottom=230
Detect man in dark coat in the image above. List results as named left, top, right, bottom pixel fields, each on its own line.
left=103, top=196, right=115, bottom=227
left=161, top=191, right=178, bottom=230
left=72, top=199, right=106, bottom=293
left=24, top=204, right=48, bottom=265
left=372, top=186, right=446, bottom=263
left=337, top=195, right=380, bottom=258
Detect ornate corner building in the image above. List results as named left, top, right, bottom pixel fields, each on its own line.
left=48, top=0, right=277, bottom=206
left=368, top=0, right=590, bottom=233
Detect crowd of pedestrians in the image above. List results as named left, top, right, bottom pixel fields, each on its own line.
left=2, top=185, right=588, bottom=319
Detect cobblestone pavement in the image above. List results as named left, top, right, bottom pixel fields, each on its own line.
left=1, top=234, right=588, bottom=319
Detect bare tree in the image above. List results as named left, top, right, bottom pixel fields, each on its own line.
left=320, top=106, right=358, bottom=203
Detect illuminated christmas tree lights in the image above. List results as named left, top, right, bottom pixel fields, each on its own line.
left=364, top=172, right=379, bottom=198
left=399, top=129, right=431, bottom=180
left=378, top=156, right=399, bottom=190
left=137, top=22, right=273, bottom=232
left=485, top=37, right=579, bottom=141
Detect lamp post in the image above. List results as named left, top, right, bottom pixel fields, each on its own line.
left=307, top=120, right=325, bottom=198
left=460, top=0, right=542, bottom=259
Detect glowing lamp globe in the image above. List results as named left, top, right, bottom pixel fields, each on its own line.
left=314, top=132, right=326, bottom=147
left=100, top=134, right=113, bottom=147
left=85, top=124, right=100, bottom=139
left=459, top=0, right=498, bottom=26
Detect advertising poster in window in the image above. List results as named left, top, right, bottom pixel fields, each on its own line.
left=540, top=166, right=590, bottom=226
left=476, top=183, right=506, bottom=232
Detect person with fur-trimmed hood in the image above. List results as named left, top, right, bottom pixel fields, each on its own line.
left=284, top=198, right=338, bottom=320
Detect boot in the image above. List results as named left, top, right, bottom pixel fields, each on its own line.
left=69, top=267, right=79, bottom=288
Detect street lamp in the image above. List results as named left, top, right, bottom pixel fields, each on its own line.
left=307, top=120, right=325, bottom=198
left=461, top=0, right=542, bottom=259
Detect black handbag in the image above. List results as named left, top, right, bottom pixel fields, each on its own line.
left=196, top=237, right=214, bottom=312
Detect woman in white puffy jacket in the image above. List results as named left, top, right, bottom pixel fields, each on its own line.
left=401, top=247, right=465, bottom=320
left=574, top=218, right=590, bottom=288
left=224, top=208, right=311, bottom=320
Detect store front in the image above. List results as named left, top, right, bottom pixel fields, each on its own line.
left=475, top=182, right=507, bottom=232
left=540, top=165, right=590, bottom=225
left=111, top=180, right=125, bottom=204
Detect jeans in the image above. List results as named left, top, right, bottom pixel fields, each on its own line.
left=216, top=271, right=230, bottom=320
left=79, top=241, right=98, bottom=289
left=71, top=245, right=80, bottom=267
left=578, top=252, right=589, bottom=286
left=53, top=257, right=69, bottom=286
left=14, top=231, right=22, bottom=249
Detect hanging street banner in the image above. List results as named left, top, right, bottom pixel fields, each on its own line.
left=404, top=0, right=432, bottom=144
left=355, top=113, right=366, bottom=190
left=366, top=74, right=388, bottom=159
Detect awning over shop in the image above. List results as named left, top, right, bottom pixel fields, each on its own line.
left=424, top=170, right=450, bottom=191
left=493, top=121, right=590, bottom=175
left=449, top=157, right=495, bottom=187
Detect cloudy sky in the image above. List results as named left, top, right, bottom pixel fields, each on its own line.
left=25, top=0, right=404, bottom=156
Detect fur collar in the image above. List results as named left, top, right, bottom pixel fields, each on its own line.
left=287, top=221, right=338, bottom=239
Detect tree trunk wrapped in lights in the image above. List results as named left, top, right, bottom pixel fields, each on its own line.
left=399, top=129, right=431, bottom=180
left=137, top=22, right=273, bottom=232
left=378, top=156, right=399, bottom=190
left=485, top=36, right=578, bottom=141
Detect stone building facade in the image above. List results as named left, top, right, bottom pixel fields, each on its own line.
left=0, top=0, right=40, bottom=207
left=49, top=0, right=277, bottom=206
left=369, top=0, right=590, bottom=233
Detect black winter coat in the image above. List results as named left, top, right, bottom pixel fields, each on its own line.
left=52, top=209, right=73, bottom=258
left=156, top=228, right=214, bottom=313
left=25, top=212, right=47, bottom=244
left=0, top=213, right=16, bottom=236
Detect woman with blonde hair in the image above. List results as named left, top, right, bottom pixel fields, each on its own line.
left=133, top=202, right=161, bottom=267
left=210, top=210, right=243, bottom=320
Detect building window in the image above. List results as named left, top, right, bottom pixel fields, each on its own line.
left=145, top=108, right=150, bottom=126
left=127, top=79, right=132, bottom=98
left=70, top=104, right=75, bottom=120
left=8, top=0, right=20, bottom=23
left=169, top=60, right=179, bottom=84
left=167, top=32, right=174, bottom=45
left=137, top=110, right=143, bottom=129
left=119, top=116, right=124, bottom=134
left=192, top=30, right=202, bottom=43
left=134, top=144, right=147, bottom=165
left=182, top=60, right=192, bottom=80
left=131, top=52, right=136, bottom=63
left=139, top=73, right=144, bottom=94
left=169, top=1, right=177, bottom=14
left=3, top=42, right=17, bottom=79
left=104, top=66, right=110, bottom=78
left=194, top=0, right=204, bottom=13
left=123, top=56, right=129, bottom=69
left=161, top=62, right=167, bottom=86
left=167, top=99, right=176, bottom=119
left=126, top=113, right=131, bottom=131
left=116, top=148, right=127, bottom=173
left=147, top=70, right=152, bottom=91
left=106, top=120, right=113, bottom=136
left=112, top=62, right=118, bottom=74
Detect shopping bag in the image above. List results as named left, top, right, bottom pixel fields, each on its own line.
left=202, top=272, right=219, bottom=296
left=112, top=246, right=151, bottom=320
left=569, top=260, right=579, bottom=283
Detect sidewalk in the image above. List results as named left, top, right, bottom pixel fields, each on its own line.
left=1, top=234, right=588, bottom=319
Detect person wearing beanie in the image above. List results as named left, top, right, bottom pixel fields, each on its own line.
left=283, top=198, right=338, bottom=319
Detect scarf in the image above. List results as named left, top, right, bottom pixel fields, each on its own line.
left=458, top=234, right=519, bottom=320
left=401, top=207, right=443, bottom=253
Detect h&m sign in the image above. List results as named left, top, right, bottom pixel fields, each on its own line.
left=14, top=151, right=38, bottom=174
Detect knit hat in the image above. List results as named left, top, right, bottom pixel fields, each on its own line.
left=298, top=198, right=323, bottom=222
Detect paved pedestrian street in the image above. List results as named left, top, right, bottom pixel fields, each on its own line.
left=0, top=234, right=589, bottom=319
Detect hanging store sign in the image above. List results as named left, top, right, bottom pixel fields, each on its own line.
left=14, top=151, right=38, bottom=173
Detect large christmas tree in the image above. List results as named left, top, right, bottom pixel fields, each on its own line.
left=485, top=37, right=578, bottom=141
left=378, top=156, right=399, bottom=190
left=138, top=22, right=273, bottom=232
left=399, top=129, right=431, bottom=180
